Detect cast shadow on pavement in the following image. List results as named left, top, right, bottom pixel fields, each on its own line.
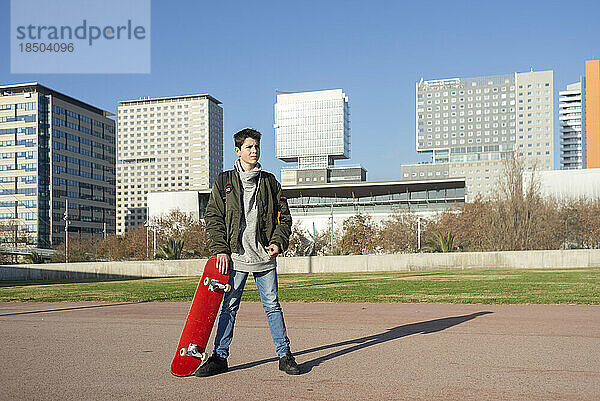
left=228, top=311, right=493, bottom=374
left=0, top=301, right=151, bottom=316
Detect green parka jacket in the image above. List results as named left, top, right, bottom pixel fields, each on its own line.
left=204, top=169, right=292, bottom=256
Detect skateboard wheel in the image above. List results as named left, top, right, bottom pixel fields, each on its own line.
left=179, top=348, right=186, bottom=357
left=224, top=284, right=231, bottom=293
left=203, top=277, right=210, bottom=286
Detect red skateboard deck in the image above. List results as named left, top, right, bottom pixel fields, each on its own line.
left=171, top=257, right=230, bottom=377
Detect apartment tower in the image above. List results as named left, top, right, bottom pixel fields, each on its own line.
left=116, top=94, right=223, bottom=234
left=559, top=82, right=584, bottom=169
left=403, top=70, right=554, bottom=200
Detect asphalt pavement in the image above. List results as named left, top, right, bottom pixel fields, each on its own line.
left=1, top=301, right=599, bottom=400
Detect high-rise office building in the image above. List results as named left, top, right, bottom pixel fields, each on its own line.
left=0, top=83, right=116, bottom=248
left=116, top=94, right=222, bottom=234
left=275, top=89, right=350, bottom=168
left=275, top=89, right=365, bottom=185
left=559, top=82, right=584, bottom=169
left=558, top=60, right=600, bottom=170
left=402, top=70, right=554, bottom=200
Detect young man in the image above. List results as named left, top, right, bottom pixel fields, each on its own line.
left=195, top=128, right=300, bottom=377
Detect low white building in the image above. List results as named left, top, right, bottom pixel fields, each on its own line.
left=146, top=178, right=467, bottom=235
left=524, top=168, right=600, bottom=200
left=146, top=190, right=208, bottom=222
left=282, top=178, right=465, bottom=233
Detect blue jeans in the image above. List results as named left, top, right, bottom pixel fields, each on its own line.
left=213, top=268, right=291, bottom=359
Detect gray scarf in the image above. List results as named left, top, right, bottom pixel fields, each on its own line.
left=235, top=159, right=261, bottom=187
left=230, top=159, right=275, bottom=273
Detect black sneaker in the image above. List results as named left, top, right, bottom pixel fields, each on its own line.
left=279, top=351, right=300, bottom=375
left=194, top=354, right=228, bottom=377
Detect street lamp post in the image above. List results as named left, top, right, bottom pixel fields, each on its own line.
left=144, top=221, right=150, bottom=259
left=64, top=199, right=69, bottom=263
left=329, top=204, right=334, bottom=251
left=144, top=221, right=161, bottom=259
left=417, top=216, right=422, bottom=251
left=153, top=226, right=157, bottom=258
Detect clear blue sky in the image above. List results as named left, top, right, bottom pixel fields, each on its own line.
left=1, top=0, right=599, bottom=180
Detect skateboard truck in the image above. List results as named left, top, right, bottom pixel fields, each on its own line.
left=203, top=277, right=231, bottom=293
left=180, top=343, right=207, bottom=361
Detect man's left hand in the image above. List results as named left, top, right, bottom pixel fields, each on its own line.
left=265, top=244, right=280, bottom=258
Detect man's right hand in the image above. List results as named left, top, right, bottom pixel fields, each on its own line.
left=216, top=253, right=230, bottom=275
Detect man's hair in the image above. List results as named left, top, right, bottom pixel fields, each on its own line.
left=234, top=128, right=261, bottom=149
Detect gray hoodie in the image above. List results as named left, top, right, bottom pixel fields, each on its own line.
left=230, top=159, right=277, bottom=273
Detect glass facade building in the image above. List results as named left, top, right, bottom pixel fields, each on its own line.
left=275, top=89, right=350, bottom=169
left=0, top=83, right=116, bottom=248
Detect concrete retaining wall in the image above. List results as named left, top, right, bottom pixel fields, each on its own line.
left=276, top=249, right=600, bottom=273
left=0, top=259, right=207, bottom=281
left=2, top=249, right=600, bottom=280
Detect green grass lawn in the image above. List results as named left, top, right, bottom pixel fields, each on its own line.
left=1, top=268, right=599, bottom=304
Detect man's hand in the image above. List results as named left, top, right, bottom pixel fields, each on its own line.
left=216, top=253, right=230, bottom=274
left=265, top=244, right=280, bottom=258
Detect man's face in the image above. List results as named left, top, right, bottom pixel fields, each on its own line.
left=235, top=137, right=260, bottom=166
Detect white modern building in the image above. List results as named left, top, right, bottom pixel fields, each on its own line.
left=274, top=89, right=365, bottom=185
left=275, top=89, right=350, bottom=168
left=116, top=94, right=223, bottom=235
left=402, top=69, right=554, bottom=201
left=282, top=178, right=465, bottom=234
left=145, top=179, right=466, bottom=241
left=559, top=82, right=584, bottom=169
left=146, top=190, right=203, bottom=221
left=524, top=168, right=600, bottom=200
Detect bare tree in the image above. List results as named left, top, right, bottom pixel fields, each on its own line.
left=576, top=198, right=600, bottom=248
left=153, top=209, right=209, bottom=258
left=312, top=224, right=343, bottom=255
left=0, top=219, right=35, bottom=247
left=341, top=213, right=378, bottom=255
left=379, top=210, right=418, bottom=253
left=488, top=157, right=547, bottom=250
left=52, top=235, right=99, bottom=262
left=285, top=222, right=313, bottom=256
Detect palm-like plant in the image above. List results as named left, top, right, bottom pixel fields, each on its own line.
left=423, top=230, right=461, bottom=253
left=328, top=247, right=350, bottom=256
left=23, top=252, right=44, bottom=264
left=156, top=238, right=184, bottom=260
